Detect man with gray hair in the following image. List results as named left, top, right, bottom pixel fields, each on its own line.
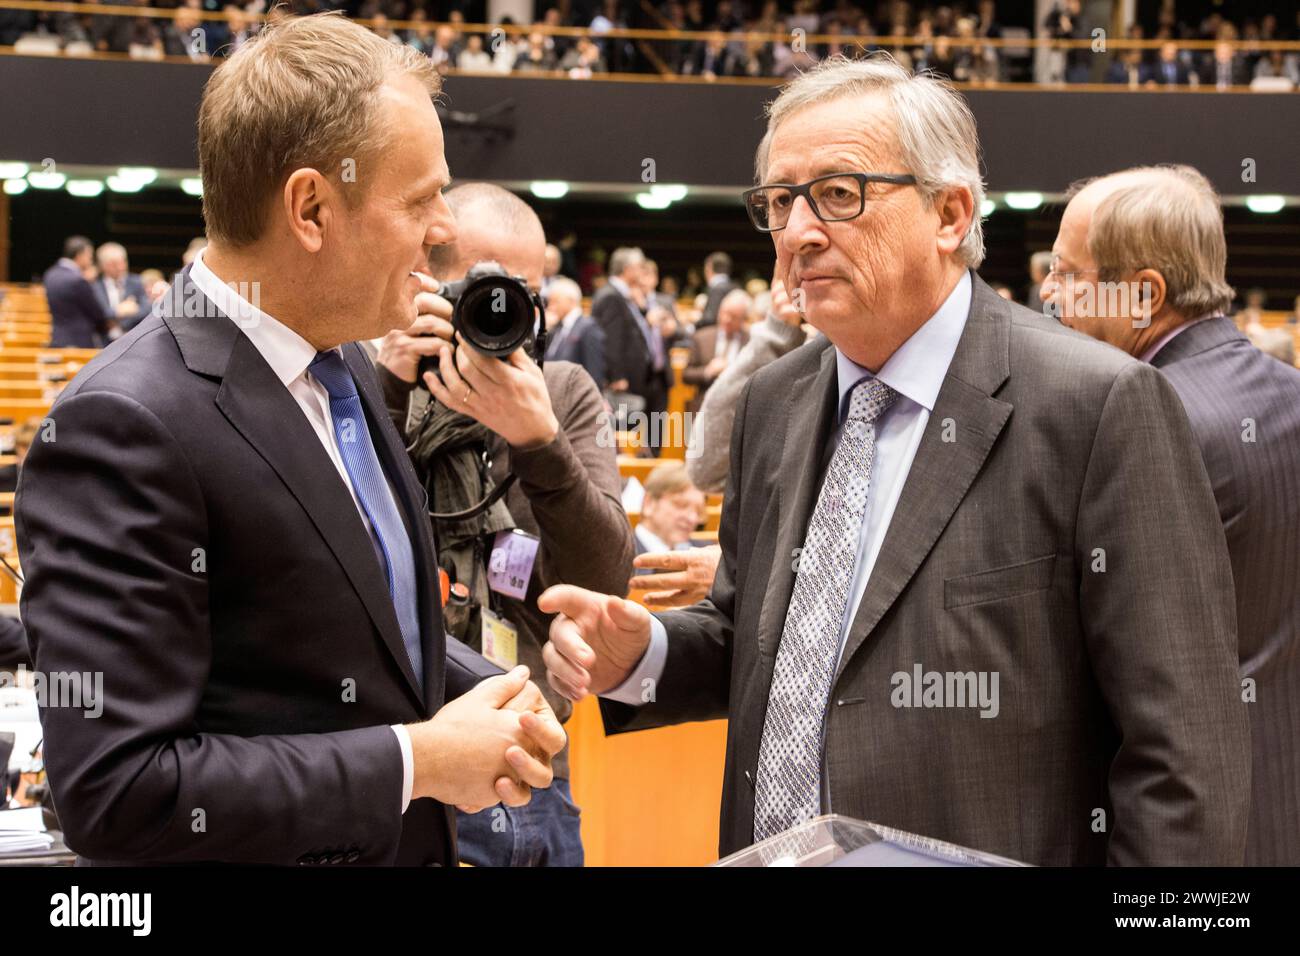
left=683, top=287, right=751, bottom=412
left=544, top=275, right=606, bottom=387
left=91, top=242, right=151, bottom=334
left=540, top=54, right=1249, bottom=865
left=1050, top=164, right=1300, bottom=865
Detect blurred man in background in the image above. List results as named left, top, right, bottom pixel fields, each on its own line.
left=632, top=462, right=705, bottom=559
left=696, top=250, right=738, bottom=328
left=683, top=288, right=751, bottom=412
left=91, top=242, right=151, bottom=334
left=544, top=275, right=606, bottom=388
left=44, top=236, right=109, bottom=348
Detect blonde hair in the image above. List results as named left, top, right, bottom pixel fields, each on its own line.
left=643, top=462, right=697, bottom=500
left=1083, top=165, right=1234, bottom=318
left=756, top=53, right=987, bottom=267
left=198, top=12, right=441, bottom=246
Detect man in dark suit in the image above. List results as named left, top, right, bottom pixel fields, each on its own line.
left=593, top=246, right=667, bottom=423
left=544, top=275, right=606, bottom=388
left=1199, top=41, right=1250, bottom=89
left=90, top=242, right=152, bottom=334
left=16, top=14, right=563, bottom=867
left=683, top=288, right=751, bottom=412
left=696, top=250, right=738, bottom=329
left=1149, top=41, right=1192, bottom=86
left=43, top=236, right=109, bottom=348
left=540, top=57, right=1250, bottom=866
left=1052, top=164, right=1300, bottom=865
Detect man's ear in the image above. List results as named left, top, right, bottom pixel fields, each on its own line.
left=1130, top=268, right=1167, bottom=322
left=935, top=185, right=975, bottom=259
left=282, top=168, right=334, bottom=254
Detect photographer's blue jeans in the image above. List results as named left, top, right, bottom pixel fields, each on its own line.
left=455, top=778, right=584, bottom=867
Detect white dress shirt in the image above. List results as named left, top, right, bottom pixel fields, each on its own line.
left=604, top=271, right=973, bottom=704
left=189, top=250, right=417, bottom=813
left=633, top=524, right=673, bottom=555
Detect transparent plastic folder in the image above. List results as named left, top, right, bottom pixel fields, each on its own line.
left=714, top=814, right=1031, bottom=867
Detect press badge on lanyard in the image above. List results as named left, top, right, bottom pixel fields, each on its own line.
left=480, top=609, right=519, bottom=669
left=487, top=529, right=540, bottom=600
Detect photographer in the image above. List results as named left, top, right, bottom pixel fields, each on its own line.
left=376, top=183, right=633, bottom=867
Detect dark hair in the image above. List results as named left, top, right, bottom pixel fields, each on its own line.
left=63, top=236, right=93, bottom=260
left=705, top=251, right=732, bottom=276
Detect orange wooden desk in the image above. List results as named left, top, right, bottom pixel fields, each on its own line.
left=567, top=694, right=728, bottom=867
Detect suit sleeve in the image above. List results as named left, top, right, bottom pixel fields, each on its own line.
left=581, top=324, right=607, bottom=389
left=593, top=296, right=632, bottom=385
left=121, top=277, right=152, bottom=331
left=598, top=378, right=749, bottom=732
left=509, top=364, right=633, bottom=598
left=681, top=333, right=712, bottom=387
left=1076, top=362, right=1251, bottom=865
left=80, top=280, right=110, bottom=336
left=16, top=390, right=407, bottom=864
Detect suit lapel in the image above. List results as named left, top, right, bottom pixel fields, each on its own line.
left=754, top=343, right=840, bottom=668
left=833, top=277, right=1014, bottom=683
left=161, top=272, right=427, bottom=707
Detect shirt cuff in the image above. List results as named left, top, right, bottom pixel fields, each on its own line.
left=390, top=724, right=414, bottom=813
left=600, top=615, right=668, bottom=706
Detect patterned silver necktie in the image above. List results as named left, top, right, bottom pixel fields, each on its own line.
left=753, top=376, right=898, bottom=841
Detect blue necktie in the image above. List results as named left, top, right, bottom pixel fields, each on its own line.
left=310, top=350, right=423, bottom=685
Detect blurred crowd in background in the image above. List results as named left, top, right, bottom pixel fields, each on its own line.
left=4, top=1, right=1299, bottom=87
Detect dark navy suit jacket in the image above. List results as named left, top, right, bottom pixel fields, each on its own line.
left=17, top=267, right=498, bottom=865
left=91, top=273, right=152, bottom=332
left=43, top=260, right=107, bottom=348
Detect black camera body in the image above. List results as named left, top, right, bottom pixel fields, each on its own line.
left=418, top=260, right=546, bottom=383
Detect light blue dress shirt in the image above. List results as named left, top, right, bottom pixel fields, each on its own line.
left=603, top=271, right=973, bottom=705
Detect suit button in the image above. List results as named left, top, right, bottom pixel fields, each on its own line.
left=328, top=852, right=346, bottom=865
left=345, top=850, right=360, bottom=863
left=296, top=854, right=314, bottom=865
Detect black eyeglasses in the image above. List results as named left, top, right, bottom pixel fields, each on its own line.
left=742, top=172, right=918, bottom=233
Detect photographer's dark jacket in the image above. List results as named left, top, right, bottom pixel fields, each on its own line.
left=380, top=360, right=633, bottom=778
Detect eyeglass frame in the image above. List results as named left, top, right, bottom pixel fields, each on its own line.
left=741, top=171, right=919, bottom=233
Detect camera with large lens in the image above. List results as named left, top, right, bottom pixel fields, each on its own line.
left=417, top=260, right=545, bottom=383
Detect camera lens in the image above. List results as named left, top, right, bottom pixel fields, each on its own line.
left=453, top=275, right=536, bottom=358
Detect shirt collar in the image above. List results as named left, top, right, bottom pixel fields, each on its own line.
left=609, top=276, right=633, bottom=299
left=1139, top=314, right=1218, bottom=364
left=708, top=273, right=729, bottom=287
left=189, top=248, right=325, bottom=387
left=834, top=270, right=972, bottom=422
left=635, top=524, right=671, bottom=554
left=561, top=307, right=583, bottom=330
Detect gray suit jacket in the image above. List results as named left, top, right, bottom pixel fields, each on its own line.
left=602, top=274, right=1250, bottom=865
left=1152, top=317, right=1300, bottom=865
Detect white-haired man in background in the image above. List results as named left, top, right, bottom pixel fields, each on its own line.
left=539, top=55, right=1250, bottom=865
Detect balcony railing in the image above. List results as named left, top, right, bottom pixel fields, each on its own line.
left=2, top=2, right=1299, bottom=91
